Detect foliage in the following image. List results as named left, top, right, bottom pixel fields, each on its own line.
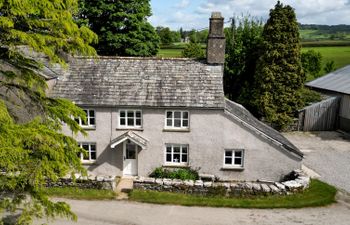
left=156, top=27, right=181, bottom=45
left=324, top=60, right=336, bottom=73
left=299, top=87, right=322, bottom=106
left=181, top=43, right=205, bottom=59
left=0, top=0, right=97, bottom=224
left=301, top=50, right=323, bottom=79
left=130, top=179, right=337, bottom=208
left=78, top=0, right=160, bottom=56
left=250, top=1, right=305, bottom=129
left=44, top=187, right=116, bottom=200
left=150, top=167, right=199, bottom=181
left=223, top=16, right=264, bottom=103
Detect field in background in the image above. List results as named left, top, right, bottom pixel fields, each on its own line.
left=158, top=45, right=350, bottom=79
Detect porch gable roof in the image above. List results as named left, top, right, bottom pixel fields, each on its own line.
left=110, top=131, right=148, bottom=149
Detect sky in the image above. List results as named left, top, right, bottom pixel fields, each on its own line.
left=149, top=0, right=350, bottom=30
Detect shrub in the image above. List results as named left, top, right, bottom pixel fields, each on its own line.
left=150, top=167, right=199, bottom=181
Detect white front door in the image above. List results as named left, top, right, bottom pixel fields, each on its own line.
left=123, top=142, right=138, bottom=176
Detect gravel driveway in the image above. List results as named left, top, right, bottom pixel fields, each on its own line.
left=284, top=131, right=350, bottom=192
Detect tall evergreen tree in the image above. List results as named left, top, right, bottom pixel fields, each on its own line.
left=251, top=1, right=305, bottom=129
left=224, top=16, right=263, bottom=103
left=78, top=0, right=160, bottom=56
left=0, top=0, right=97, bottom=223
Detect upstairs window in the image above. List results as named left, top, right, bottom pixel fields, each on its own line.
left=75, top=109, right=95, bottom=128
left=119, top=110, right=142, bottom=128
left=224, top=149, right=244, bottom=167
left=165, top=144, right=189, bottom=165
left=78, top=143, right=96, bottom=162
left=165, top=111, right=189, bottom=129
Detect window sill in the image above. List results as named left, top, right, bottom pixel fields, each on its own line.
left=163, top=128, right=190, bottom=132
left=82, top=161, right=97, bottom=165
left=116, top=128, right=144, bottom=131
left=162, top=164, right=190, bottom=168
left=221, top=166, right=244, bottom=171
left=81, top=126, right=96, bottom=130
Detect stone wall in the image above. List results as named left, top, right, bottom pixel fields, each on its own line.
left=134, top=170, right=310, bottom=197
left=46, top=175, right=117, bottom=191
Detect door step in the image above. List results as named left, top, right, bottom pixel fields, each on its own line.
left=115, top=177, right=134, bottom=200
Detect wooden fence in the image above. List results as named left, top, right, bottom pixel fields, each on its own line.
left=298, top=97, right=341, bottom=131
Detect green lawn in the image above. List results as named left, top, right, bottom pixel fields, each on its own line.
left=157, top=48, right=183, bottom=58
left=302, top=46, right=350, bottom=71
left=44, top=187, right=116, bottom=200
left=129, top=179, right=337, bottom=208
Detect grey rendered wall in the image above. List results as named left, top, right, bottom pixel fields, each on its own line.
left=62, top=107, right=301, bottom=181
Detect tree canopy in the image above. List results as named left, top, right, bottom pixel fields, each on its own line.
left=250, top=1, right=305, bottom=129
left=0, top=0, right=97, bottom=224
left=78, top=0, right=160, bottom=56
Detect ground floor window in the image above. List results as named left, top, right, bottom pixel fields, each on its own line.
left=78, top=143, right=97, bottom=162
left=165, top=144, right=188, bottom=165
left=224, top=149, right=244, bottom=167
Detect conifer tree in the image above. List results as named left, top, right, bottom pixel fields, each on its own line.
left=251, top=1, right=305, bottom=129
left=78, top=0, right=160, bottom=56
left=0, top=0, right=97, bottom=224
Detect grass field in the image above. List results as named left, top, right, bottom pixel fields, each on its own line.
left=130, top=179, right=337, bottom=208
left=157, top=46, right=350, bottom=76
left=300, top=29, right=350, bottom=41
left=44, top=187, right=116, bottom=200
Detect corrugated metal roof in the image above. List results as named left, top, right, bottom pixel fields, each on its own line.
left=306, top=65, right=350, bottom=95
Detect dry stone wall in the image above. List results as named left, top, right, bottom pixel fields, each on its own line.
left=46, top=175, right=117, bottom=190
left=133, top=170, right=310, bottom=196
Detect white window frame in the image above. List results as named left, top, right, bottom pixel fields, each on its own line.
left=78, top=142, right=97, bottom=163
left=118, top=109, right=142, bottom=128
left=223, top=149, right=244, bottom=168
left=75, top=109, right=96, bottom=128
left=164, top=144, right=189, bottom=166
left=164, top=110, right=189, bottom=129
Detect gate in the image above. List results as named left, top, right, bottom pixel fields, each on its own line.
left=298, top=97, right=341, bottom=131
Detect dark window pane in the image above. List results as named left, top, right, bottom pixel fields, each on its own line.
left=82, top=144, right=89, bottom=150
left=173, top=154, right=180, bottom=163
left=91, top=152, right=96, bottom=160
left=120, top=118, right=125, bottom=125
left=235, top=151, right=242, bottom=157
left=81, top=119, right=87, bottom=125
left=166, top=146, right=172, bottom=152
left=182, top=154, right=188, bottom=163
left=127, top=111, right=134, bottom=118
left=225, top=151, right=232, bottom=157
left=89, top=118, right=95, bottom=125
left=166, top=119, right=172, bottom=126
left=182, top=147, right=188, bottom=154
left=90, top=145, right=96, bottom=151
left=166, top=153, right=172, bottom=162
left=75, top=118, right=80, bottom=124
left=136, top=111, right=141, bottom=117
left=128, top=118, right=134, bottom=126
left=225, top=157, right=232, bottom=164
left=120, top=111, right=125, bottom=117
left=234, top=158, right=242, bottom=165
left=83, top=110, right=87, bottom=115
left=166, top=111, right=172, bottom=118
left=174, top=147, right=180, bottom=153
left=174, top=111, right=181, bottom=119
left=136, top=118, right=141, bottom=126
left=174, top=119, right=181, bottom=127
left=83, top=150, right=89, bottom=160
left=183, top=112, right=188, bottom=119
left=182, top=119, right=188, bottom=127
left=89, top=110, right=95, bottom=117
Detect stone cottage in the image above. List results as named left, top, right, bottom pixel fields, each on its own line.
left=49, top=13, right=303, bottom=181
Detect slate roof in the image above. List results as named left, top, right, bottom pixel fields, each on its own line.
left=50, top=57, right=224, bottom=108
left=225, top=99, right=303, bottom=158
left=306, top=65, right=350, bottom=95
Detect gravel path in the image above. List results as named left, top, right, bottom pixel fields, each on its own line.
left=43, top=198, right=350, bottom=225
left=284, top=131, right=350, bottom=192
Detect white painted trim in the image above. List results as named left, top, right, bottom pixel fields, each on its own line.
left=164, top=110, right=190, bottom=130
left=223, top=149, right=244, bottom=168
left=118, top=109, right=143, bottom=129
left=76, top=109, right=96, bottom=128
left=123, top=141, right=138, bottom=176
left=164, top=143, right=189, bottom=166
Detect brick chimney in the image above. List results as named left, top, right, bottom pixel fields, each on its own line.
left=206, top=12, right=225, bottom=64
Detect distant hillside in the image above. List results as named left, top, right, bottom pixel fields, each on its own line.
left=299, top=24, right=350, bottom=41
